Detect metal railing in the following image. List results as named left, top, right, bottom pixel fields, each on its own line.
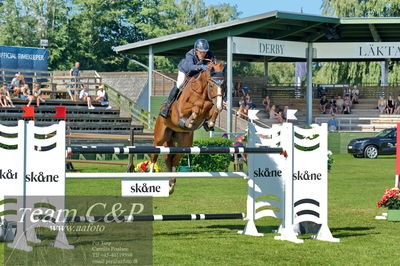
left=105, top=84, right=156, bottom=129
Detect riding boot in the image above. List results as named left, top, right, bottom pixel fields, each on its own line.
left=160, top=86, right=179, bottom=118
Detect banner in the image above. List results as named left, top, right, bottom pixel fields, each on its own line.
left=0, top=45, right=48, bottom=71
left=232, top=37, right=307, bottom=58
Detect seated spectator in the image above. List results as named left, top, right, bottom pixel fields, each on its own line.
left=238, top=96, right=248, bottom=118
left=343, top=96, right=352, bottom=114
left=343, top=85, right=351, bottom=98
left=27, top=83, right=45, bottom=107
left=11, top=74, right=24, bottom=97
left=270, top=105, right=283, bottom=123
left=0, top=85, right=15, bottom=107
left=95, top=85, right=112, bottom=109
left=327, top=97, right=337, bottom=115
left=327, top=115, right=338, bottom=132
left=378, top=96, right=386, bottom=114
left=20, top=84, right=31, bottom=101
left=395, top=95, right=400, bottom=114
left=233, top=81, right=242, bottom=97
left=351, top=85, right=359, bottom=104
left=262, top=96, right=271, bottom=115
left=336, top=95, right=344, bottom=114
left=387, top=95, right=394, bottom=114
left=244, top=93, right=256, bottom=110
left=79, top=85, right=95, bottom=109
left=320, top=95, right=328, bottom=114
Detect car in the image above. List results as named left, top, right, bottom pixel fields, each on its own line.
left=347, top=128, right=397, bottom=159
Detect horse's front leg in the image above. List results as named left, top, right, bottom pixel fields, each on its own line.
left=185, top=105, right=200, bottom=128
left=207, top=107, right=220, bottom=128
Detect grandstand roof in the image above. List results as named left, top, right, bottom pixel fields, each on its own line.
left=113, top=11, right=400, bottom=62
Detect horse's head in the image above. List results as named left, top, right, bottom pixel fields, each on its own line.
left=206, top=61, right=225, bottom=112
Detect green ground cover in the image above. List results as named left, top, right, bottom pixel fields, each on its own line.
left=1, top=154, right=398, bottom=265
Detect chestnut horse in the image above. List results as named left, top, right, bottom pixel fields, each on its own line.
left=150, top=62, right=225, bottom=193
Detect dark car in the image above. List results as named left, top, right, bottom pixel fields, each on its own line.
left=348, top=128, right=397, bottom=159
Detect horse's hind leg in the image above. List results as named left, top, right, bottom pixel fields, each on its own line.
left=150, top=117, right=172, bottom=171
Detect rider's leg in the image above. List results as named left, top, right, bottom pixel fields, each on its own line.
left=160, top=71, right=186, bottom=118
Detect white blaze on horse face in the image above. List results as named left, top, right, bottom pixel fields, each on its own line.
left=216, top=85, right=223, bottom=112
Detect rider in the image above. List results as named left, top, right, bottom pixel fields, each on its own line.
left=159, top=39, right=216, bottom=118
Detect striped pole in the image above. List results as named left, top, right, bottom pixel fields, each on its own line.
left=66, top=146, right=283, bottom=155
left=64, top=213, right=244, bottom=222
left=66, top=172, right=248, bottom=179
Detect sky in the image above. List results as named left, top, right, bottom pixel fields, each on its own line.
left=204, top=0, right=324, bottom=18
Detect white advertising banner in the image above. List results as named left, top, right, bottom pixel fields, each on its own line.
left=232, top=37, right=307, bottom=58
left=122, top=180, right=170, bottom=197
left=314, top=42, right=400, bottom=59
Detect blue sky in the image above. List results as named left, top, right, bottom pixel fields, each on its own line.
left=204, top=0, right=324, bottom=18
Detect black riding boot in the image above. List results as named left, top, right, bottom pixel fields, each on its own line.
left=160, top=86, right=179, bottom=118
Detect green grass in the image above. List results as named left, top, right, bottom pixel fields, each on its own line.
left=2, top=155, right=400, bottom=265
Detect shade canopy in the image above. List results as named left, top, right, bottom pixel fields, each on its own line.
left=114, top=11, right=400, bottom=62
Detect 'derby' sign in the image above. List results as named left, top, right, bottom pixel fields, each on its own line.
left=232, top=37, right=307, bottom=58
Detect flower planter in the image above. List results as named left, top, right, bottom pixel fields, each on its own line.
left=387, top=209, right=400, bottom=222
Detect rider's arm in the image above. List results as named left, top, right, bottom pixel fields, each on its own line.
left=179, top=52, right=201, bottom=74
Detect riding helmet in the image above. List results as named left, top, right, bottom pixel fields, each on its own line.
left=194, top=39, right=209, bottom=52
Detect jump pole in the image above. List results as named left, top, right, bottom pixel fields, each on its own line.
left=66, top=172, right=248, bottom=179
left=66, top=146, right=283, bottom=155
left=64, top=213, right=245, bottom=222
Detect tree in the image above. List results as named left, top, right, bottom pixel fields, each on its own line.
left=319, top=0, right=400, bottom=85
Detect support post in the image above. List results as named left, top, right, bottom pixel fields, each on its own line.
left=227, top=36, right=233, bottom=134
left=306, top=43, right=313, bottom=126
left=148, top=46, right=154, bottom=114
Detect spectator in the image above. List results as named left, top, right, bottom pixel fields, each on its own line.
left=343, top=85, right=351, bottom=98
left=378, top=96, right=386, bottom=114
left=79, top=85, right=95, bottom=109
left=336, top=95, right=344, bottom=114
left=233, top=81, right=242, bottom=97
left=233, top=136, right=247, bottom=165
left=387, top=95, right=395, bottom=114
left=327, top=115, right=338, bottom=132
left=351, top=85, right=359, bottom=104
left=270, top=105, right=283, bottom=123
left=395, top=95, right=400, bottom=114
left=20, top=84, right=31, bottom=101
left=0, top=85, right=15, bottom=107
left=343, top=96, right=352, bottom=114
left=244, top=93, right=256, bottom=110
left=238, top=96, right=248, bottom=118
left=69, top=62, right=81, bottom=100
left=11, top=74, right=24, bottom=97
left=328, top=97, right=337, bottom=115
left=27, top=83, right=45, bottom=107
left=320, top=95, right=328, bottom=114
left=262, top=96, right=271, bottom=115
left=95, top=85, right=112, bottom=110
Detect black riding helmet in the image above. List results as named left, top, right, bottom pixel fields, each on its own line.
left=194, top=39, right=209, bottom=52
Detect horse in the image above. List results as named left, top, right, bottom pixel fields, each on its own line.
left=150, top=61, right=225, bottom=193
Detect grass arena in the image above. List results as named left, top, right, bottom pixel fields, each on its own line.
left=1, top=121, right=399, bottom=265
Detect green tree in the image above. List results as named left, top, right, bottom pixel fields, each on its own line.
left=319, top=0, right=400, bottom=85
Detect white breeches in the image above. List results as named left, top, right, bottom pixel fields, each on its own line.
left=177, top=71, right=186, bottom=88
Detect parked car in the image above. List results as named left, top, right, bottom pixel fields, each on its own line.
left=347, top=128, right=397, bottom=159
